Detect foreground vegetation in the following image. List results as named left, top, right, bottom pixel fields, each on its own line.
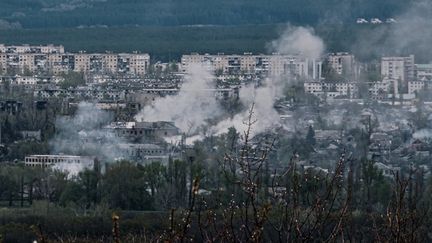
left=0, top=115, right=431, bottom=242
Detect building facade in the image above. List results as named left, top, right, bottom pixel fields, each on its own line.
left=381, top=55, right=415, bottom=82
left=24, top=155, right=95, bottom=168
left=0, top=44, right=150, bottom=76
left=327, top=52, right=355, bottom=77
left=181, top=53, right=322, bottom=79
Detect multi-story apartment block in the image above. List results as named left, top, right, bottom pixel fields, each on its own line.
left=181, top=53, right=322, bottom=79
left=304, top=81, right=357, bottom=99
left=415, top=64, right=432, bottom=81
left=327, top=52, right=356, bottom=77
left=304, top=78, right=399, bottom=100
left=381, top=55, right=415, bottom=82
left=408, top=81, right=427, bottom=94
left=123, top=53, right=149, bottom=76
left=0, top=44, right=150, bottom=76
left=48, top=54, right=75, bottom=75
left=0, top=44, right=64, bottom=54
left=368, top=78, right=398, bottom=98
left=102, top=53, right=118, bottom=74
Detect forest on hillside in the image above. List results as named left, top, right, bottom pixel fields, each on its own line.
left=0, top=0, right=413, bottom=28
left=0, top=24, right=427, bottom=63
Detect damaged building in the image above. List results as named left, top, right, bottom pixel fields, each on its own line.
left=118, top=143, right=182, bottom=164
left=105, top=121, right=180, bottom=142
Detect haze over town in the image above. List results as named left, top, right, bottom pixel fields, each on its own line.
left=1, top=0, right=432, bottom=242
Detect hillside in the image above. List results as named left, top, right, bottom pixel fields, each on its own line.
left=0, top=0, right=413, bottom=28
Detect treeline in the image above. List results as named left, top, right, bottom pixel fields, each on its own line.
left=1, top=23, right=430, bottom=62
left=1, top=24, right=429, bottom=62
left=1, top=0, right=413, bottom=28
left=0, top=25, right=280, bottom=62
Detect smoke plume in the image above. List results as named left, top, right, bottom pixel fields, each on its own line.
left=268, top=25, right=325, bottom=59
left=135, top=64, right=222, bottom=135
left=50, top=102, right=127, bottom=162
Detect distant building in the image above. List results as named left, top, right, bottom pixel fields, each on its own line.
left=20, top=130, right=41, bottom=141
left=24, top=154, right=95, bottom=168
left=304, top=81, right=358, bottom=99
left=369, top=78, right=399, bottom=98
left=0, top=44, right=150, bottom=77
left=0, top=44, right=65, bottom=54
left=386, top=18, right=397, bottom=24
left=415, top=64, right=432, bottom=81
left=118, top=143, right=181, bottom=164
left=106, top=121, right=180, bottom=142
left=370, top=18, right=383, bottom=24
left=181, top=53, right=322, bottom=79
left=381, top=55, right=415, bottom=82
left=304, top=78, right=402, bottom=101
left=33, top=87, right=127, bottom=101
left=327, top=52, right=356, bottom=77
left=356, top=18, right=368, bottom=24
left=408, top=81, right=426, bottom=94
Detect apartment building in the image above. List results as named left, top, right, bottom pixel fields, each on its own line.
left=118, top=143, right=181, bottom=164
left=304, top=81, right=357, bottom=99
left=0, top=44, right=64, bottom=54
left=0, top=44, right=150, bottom=76
left=415, top=64, right=432, bottom=81
left=181, top=53, right=322, bottom=79
left=381, top=55, right=415, bottom=82
left=304, top=78, right=399, bottom=100
left=327, top=52, right=355, bottom=77
left=408, top=81, right=427, bottom=94
left=106, top=121, right=180, bottom=142
left=24, top=154, right=95, bottom=168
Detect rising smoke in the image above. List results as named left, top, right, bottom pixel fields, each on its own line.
left=135, top=25, right=326, bottom=140
left=50, top=102, right=127, bottom=161
left=135, top=64, right=223, bottom=135
left=211, top=25, right=325, bottom=136
left=268, top=25, right=325, bottom=59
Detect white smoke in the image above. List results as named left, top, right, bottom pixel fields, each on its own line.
left=211, top=25, right=326, bottom=136
left=135, top=64, right=222, bottom=135
left=211, top=79, right=281, bottom=136
left=52, top=162, right=91, bottom=178
left=413, top=129, right=432, bottom=140
left=50, top=102, right=127, bottom=161
left=268, top=25, right=325, bottom=59
left=134, top=25, right=327, bottom=142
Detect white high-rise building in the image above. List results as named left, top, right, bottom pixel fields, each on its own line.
left=381, top=55, right=415, bottom=82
